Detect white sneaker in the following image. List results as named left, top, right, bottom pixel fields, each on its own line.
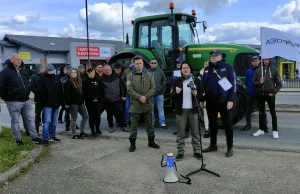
left=253, top=129, right=265, bottom=137
left=273, top=131, right=279, bottom=139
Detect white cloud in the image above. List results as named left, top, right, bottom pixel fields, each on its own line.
left=0, top=25, right=49, bottom=39
left=0, top=13, right=40, bottom=24
left=77, top=0, right=239, bottom=40
left=272, top=0, right=300, bottom=23
left=58, top=23, right=84, bottom=38
left=187, top=0, right=239, bottom=14
left=199, top=22, right=300, bottom=44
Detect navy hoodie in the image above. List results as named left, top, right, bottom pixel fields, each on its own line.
left=245, top=65, right=259, bottom=97
left=202, top=61, right=236, bottom=102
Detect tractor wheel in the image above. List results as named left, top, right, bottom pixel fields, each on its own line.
left=217, top=79, right=247, bottom=127
left=230, top=83, right=247, bottom=125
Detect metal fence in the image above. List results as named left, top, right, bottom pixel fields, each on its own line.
left=281, top=77, right=300, bottom=87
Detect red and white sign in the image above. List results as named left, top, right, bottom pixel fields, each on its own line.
left=76, top=46, right=100, bottom=57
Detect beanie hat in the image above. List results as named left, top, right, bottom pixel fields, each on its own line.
left=65, top=65, right=72, bottom=71
left=78, top=64, right=85, bottom=69
left=46, top=64, right=55, bottom=72
left=35, top=64, right=44, bottom=73
left=5, top=59, right=11, bottom=64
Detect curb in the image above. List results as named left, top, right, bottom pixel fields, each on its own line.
left=267, top=109, right=300, bottom=113
left=0, top=145, right=43, bottom=187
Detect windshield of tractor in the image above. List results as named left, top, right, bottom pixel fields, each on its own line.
left=178, top=21, right=195, bottom=46
left=137, top=17, right=195, bottom=70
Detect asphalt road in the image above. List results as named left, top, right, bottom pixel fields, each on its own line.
left=1, top=103, right=300, bottom=151
left=1, top=136, right=300, bottom=194
left=276, top=92, right=300, bottom=104
left=1, top=98, right=300, bottom=194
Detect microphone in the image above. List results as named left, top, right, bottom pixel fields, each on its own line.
left=186, top=74, right=196, bottom=90
left=188, top=81, right=197, bottom=90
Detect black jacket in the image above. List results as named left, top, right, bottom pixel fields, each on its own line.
left=64, top=80, right=84, bottom=106
left=171, top=76, right=204, bottom=115
left=253, top=65, right=282, bottom=95
left=202, top=61, right=236, bottom=102
left=38, top=73, right=63, bottom=108
left=0, top=61, right=31, bottom=102
left=100, top=72, right=126, bottom=102
left=30, top=73, right=43, bottom=103
left=82, top=76, right=104, bottom=104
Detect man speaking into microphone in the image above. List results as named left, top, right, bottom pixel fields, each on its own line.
left=201, top=50, right=236, bottom=157
left=171, top=61, right=204, bottom=161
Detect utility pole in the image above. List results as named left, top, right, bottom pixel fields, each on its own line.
left=85, top=0, right=91, bottom=67
left=121, top=0, right=125, bottom=48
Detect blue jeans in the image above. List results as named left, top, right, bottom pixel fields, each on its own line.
left=152, top=95, right=166, bottom=125
left=125, top=94, right=131, bottom=125
left=42, top=107, right=59, bottom=140
left=6, top=101, right=38, bottom=141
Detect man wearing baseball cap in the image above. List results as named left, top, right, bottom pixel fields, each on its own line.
left=242, top=56, right=268, bottom=132
left=200, top=50, right=236, bottom=157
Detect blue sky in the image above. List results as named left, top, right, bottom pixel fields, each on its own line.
left=0, top=0, right=299, bottom=44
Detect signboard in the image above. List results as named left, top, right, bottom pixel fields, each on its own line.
left=100, top=47, right=111, bottom=57
left=76, top=46, right=111, bottom=57
left=76, top=46, right=100, bottom=57
left=19, top=52, right=31, bottom=59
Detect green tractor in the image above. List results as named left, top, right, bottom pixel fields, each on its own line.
left=108, top=3, right=259, bottom=125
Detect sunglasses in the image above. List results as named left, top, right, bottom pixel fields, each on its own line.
left=151, top=62, right=157, bottom=64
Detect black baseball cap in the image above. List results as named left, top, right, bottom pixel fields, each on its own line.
left=251, top=56, right=260, bottom=61
left=209, top=50, right=222, bottom=55
left=114, top=63, right=121, bottom=69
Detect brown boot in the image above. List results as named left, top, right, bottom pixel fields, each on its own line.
left=122, top=126, right=130, bottom=132
left=108, top=127, right=114, bottom=133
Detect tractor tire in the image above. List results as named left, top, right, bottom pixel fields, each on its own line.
left=217, top=79, right=247, bottom=127
left=230, top=83, right=247, bottom=125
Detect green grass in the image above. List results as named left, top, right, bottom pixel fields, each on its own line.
left=0, top=127, right=35, bottom=173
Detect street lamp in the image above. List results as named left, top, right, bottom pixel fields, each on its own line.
left=85, top=0, right=91, bottom=68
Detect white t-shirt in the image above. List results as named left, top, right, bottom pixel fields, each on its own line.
left=182, top=79, right=192, bottom=109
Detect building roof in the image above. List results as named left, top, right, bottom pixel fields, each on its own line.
left=0, top=40, right=17, bottom=47
left=3, top=34, right=130, bottom=53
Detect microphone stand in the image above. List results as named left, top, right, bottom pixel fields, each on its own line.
left=185, top=90, right=220, bottom=178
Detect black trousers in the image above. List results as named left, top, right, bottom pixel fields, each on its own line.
left=86, top=102, right=103, bottom=133
left=105, top=100, right=124, bottom=128
left=58, top=105, right=65, bottom=121
left=245, top=96, right=268, bottom=126
left=206, top=100, right=233, bottom=148
left=64, top=107, right=71, bottom=129
left=35, top=102, right=43, bottom=133
left=258, top=95, right=277, bottom=131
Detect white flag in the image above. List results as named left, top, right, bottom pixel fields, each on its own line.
left=260, top=27, right=300, bottom=62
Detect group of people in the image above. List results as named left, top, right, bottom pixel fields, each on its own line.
left=0, top=50, right=282, bottom=159
left=170, top=50, right=282, bottom=161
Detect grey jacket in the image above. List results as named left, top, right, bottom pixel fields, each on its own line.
left=253, top=65, right=282, bottom=95
left=146, top=67, right=167, bottom=95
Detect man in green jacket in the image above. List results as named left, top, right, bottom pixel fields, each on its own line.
left=127, top=55, right=160, bottom=152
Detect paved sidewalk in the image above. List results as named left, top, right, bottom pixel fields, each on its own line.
left=0, top=136, right=300, bottom=194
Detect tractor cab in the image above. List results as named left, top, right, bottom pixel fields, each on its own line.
left=132, top=3, right=204, bottom=72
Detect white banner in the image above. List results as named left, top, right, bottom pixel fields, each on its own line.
left=260, top=27, right=300, bottom=62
